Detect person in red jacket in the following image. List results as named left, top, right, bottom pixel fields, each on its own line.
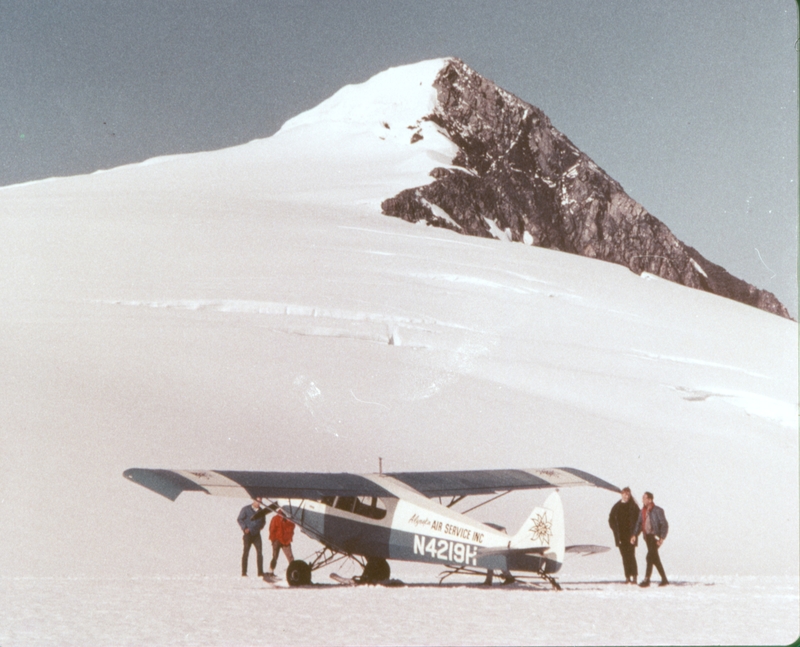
left=267, top=508, right=295, bottom=575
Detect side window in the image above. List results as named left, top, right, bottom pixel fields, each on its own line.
left=332, top=495, right=387, bottom=520
left=353, top=496, right=387, bottom=520
left=319, top=496, right=335, bottom=507
left=334, top=496, right=356, bottom=512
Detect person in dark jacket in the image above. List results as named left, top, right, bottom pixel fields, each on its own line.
left=267, top=508, right=296, bottom=575
left=608, top=487, right=640, bottom=584
left=238, top=499, right=267, bottom=577
left=631, top=491, right=669, bottom=587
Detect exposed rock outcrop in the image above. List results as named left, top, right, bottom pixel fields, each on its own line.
left=381, top=59, right=790, bottom=319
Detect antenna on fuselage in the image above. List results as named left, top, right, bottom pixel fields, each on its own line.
left=379, top=457, right=383, bottom=474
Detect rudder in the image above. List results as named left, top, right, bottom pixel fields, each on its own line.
left=510, top=490, right=565, bottom=567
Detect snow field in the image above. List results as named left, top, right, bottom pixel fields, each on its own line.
left=1, top=575, right=796, bottom=646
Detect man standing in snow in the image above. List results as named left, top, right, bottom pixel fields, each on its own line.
left=267, top=508, right=295, bottom=576
left=631, top=491, right=669, bottom=587
left=238, top=499, right=267, bottom=577
left=609, top=487, right=640, bottom=584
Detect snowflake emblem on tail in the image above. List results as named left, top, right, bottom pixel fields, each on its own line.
left=528, top=512, right=553, bottom=544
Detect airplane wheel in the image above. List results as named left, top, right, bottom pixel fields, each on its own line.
left=362, top=557, right=390, bottom=583
left=286, top=560, right=312, bottom=586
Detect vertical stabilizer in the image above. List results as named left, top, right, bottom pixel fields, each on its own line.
left=510, top=490, right=565, bottom=566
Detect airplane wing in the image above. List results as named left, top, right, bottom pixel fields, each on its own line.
left=124, top=466, right=617, bottom=502
left=122, top=468, right=396, bottom=501
left=385, top=467, right=619, bottom=497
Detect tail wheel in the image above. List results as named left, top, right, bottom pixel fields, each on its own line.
left=361, top=557, right=390, bottom=583
left=286, top=560, right=312, bottom=586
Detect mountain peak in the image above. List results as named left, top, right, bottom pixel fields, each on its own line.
left=379, top=59, right=790, bottom=319
left=277, top=58, right=451, bottom=135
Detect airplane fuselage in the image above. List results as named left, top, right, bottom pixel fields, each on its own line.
left=278, top=474, right=562, bottom=575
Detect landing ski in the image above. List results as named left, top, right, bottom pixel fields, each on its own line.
left=330, top=573, right=358, bottom=586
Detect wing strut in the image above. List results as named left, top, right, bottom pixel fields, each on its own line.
left=462, top=490, right=511, bottom=514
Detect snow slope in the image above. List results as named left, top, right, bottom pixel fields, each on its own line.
left=0, top=59, right=797, bottom=645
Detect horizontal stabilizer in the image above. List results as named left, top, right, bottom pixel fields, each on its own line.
left=565, top=544, right=610, bottom=556
left=477, top=545, right=548, bottom=557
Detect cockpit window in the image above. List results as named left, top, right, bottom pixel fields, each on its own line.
left=331, top=495, right=387, bottom=520
left=334, top=496, right=356, bottom=512
left=353, top=496, right=387, bottom=520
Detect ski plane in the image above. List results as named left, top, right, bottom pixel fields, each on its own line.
left=123, top=466, right=618, bottom=588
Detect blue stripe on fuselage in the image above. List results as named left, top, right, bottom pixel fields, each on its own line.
left=294, top=506, right=561, bottom=574
left=295, top=508, right=392, bottom=557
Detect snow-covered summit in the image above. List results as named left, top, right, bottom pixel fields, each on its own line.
left=367, top=59, right=792, bottom=318
left=273, top=57, right=791, bottom=318
left=278, top=58, right=449, bottom=135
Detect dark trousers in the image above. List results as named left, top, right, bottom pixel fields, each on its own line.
left=270, top=540, right=293, bottom=571
left=618, top=542, right=638, bottom=580
left=270, top=541, right=280, bottom=571
left=242, top=532, right=264, bottom=576
left=643, top=534, right=667, bottom=582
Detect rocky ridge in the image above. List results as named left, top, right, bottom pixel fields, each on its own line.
left=381, top=59, right=790, bottom=319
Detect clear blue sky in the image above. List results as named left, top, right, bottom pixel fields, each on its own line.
left=1, top=0, right=797, bottom=314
